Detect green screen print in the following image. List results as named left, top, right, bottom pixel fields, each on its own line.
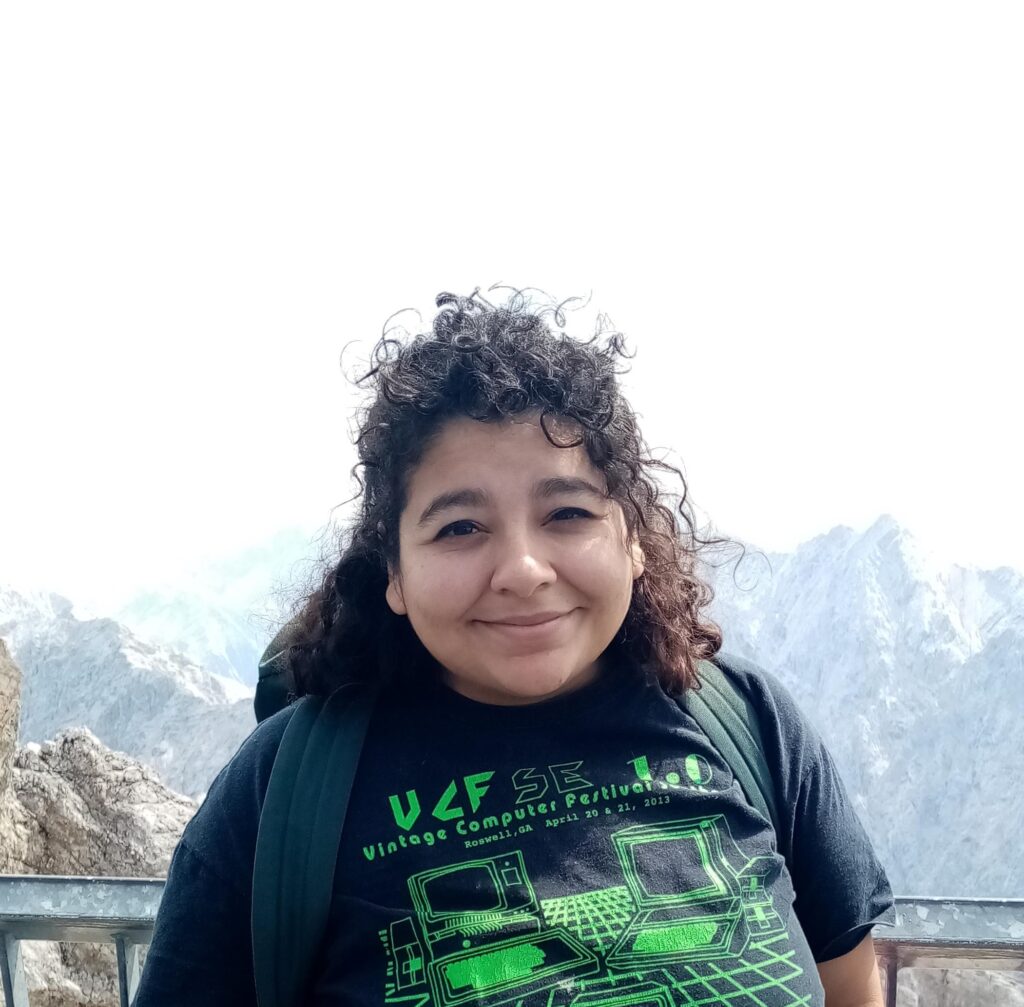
left=380, top=815, right=807, bottom=1007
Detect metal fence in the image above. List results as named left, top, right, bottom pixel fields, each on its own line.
left=874, top=895, right=1024, bottom=1004
left=1, top=875, right=1022, bottom=1007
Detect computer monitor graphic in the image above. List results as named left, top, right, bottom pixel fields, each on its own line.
left=409, top=852, right=538, bottom=942
left=407, top=853, right=599, bottom=1007
left=606, top=816, right=749, bottom=970
left=616, top=821, right=731, bottom=904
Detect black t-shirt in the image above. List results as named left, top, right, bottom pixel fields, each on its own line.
left=132, top=658, right=894, bottom=1007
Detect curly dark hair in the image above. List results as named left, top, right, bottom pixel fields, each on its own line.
left=283, top=288, right=725, bottom=699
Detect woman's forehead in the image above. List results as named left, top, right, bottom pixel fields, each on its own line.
left=408, top=415, right=602, bottom=491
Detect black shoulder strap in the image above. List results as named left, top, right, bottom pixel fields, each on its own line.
left=254, top=621, right=302, bottom=724
left=251, top=684, right=377, bottom=1007
left=680, top=658, right=782, bottom=836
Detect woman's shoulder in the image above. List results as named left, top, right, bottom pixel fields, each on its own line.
left=178, top=701, right=302, bottom=884
left=704, top=651, right=817, bottom=736
left=235, top=700, right=300, bottom=769
left=699, top=650, right=830, bottom=799
left=704, top=654, right=896, bottom=958
left=204, top=701, right=300, bottom=800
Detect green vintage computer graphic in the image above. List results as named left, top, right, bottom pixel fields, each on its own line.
left=380, top=815, right=808, bottom=1007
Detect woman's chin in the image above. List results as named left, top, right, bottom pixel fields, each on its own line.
left=444, top=660, right=599, bottom=706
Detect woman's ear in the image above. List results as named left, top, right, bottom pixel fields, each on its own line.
left=629, top=536, right=646, bottom=580
left=385, top=574, right=407, bottom=615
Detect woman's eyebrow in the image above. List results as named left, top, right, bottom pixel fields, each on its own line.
left=417, top=488, right=490, bottom=526
left=416, top=477, right=606, bottom=527
left=534, top=476, right=607, bottom=500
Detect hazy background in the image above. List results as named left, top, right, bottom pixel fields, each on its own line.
left=2, top=2, right=1021, bottom=613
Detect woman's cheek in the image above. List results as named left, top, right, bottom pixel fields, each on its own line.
left=409, top=555, right=480, bottom=609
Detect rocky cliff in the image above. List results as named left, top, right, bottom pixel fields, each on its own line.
left=0, top=640, right=195, bottom=1006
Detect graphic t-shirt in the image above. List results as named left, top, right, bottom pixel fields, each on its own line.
left=132, top=657, right=894, bottom=1007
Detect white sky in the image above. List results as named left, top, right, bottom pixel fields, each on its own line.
left=1, top=2, right=1021, bottom=613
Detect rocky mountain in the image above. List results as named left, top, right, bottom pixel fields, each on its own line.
left=1, top=640, right=195, bottom=1006
left=704, top=514, right=1024, bottom=897
left=6, top=513, right=1023, bottom=895
left=0, top=586, right=256, bottom=799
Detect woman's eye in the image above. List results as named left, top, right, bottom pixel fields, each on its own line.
left=550, top=507, right=593, bottom=522
left=436, top=520, right=479, bottom=540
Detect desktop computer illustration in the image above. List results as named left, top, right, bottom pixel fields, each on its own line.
left=381, top=816, right=802, bottom=1007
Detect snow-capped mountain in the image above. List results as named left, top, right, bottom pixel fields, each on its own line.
left=115, top=589, right=274, bottom=687
left=4, top=514, right=1021, bottom=900
left=0, top=585, right=255, bottom=799
left=113, top=526, right=321, bottom=686
left=704, top=514, right=1024, bottom=898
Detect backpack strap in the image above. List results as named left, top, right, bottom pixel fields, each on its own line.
left=680, top=658, right=781, bottom=837
left=254, top=622, right=302, bottom=724
left=251, top=683, right=377, bottom=1007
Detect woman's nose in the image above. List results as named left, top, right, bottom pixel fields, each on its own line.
left=489, top=532, right=556, bottom=596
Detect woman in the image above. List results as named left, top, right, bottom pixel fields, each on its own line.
left=134, top=289, right=893, bottom=1007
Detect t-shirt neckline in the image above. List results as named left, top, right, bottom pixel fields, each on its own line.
left=418, top=655, right=646, bottom=731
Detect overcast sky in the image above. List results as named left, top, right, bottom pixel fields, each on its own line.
left=1, top=2, right=1021, bottom=613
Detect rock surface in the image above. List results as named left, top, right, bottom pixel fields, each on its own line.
left=896, top=968, right=1024, bottom=1005
left=0, top=640, right=195, bottom=1006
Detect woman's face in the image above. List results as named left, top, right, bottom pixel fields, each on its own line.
left=385, top=414, right=644, bottom=705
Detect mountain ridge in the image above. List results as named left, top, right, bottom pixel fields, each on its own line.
left=4, top=514, right=1021, bottom=895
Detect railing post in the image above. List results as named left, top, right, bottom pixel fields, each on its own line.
left=881, top=952, right=898, bottom=1007
left=0, top=932, right=29, bottom=1007
left=114, top=934, right=142, bottom=1007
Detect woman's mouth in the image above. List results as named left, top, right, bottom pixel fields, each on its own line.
left=477, top=610, right=575, bottom=639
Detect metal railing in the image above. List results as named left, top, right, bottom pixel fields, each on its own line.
left=1, top=875, right=1022, bottom=1007
left=874, top=895, right=1024, bottom=1005
left=0, top=875, right=161, bottom=1007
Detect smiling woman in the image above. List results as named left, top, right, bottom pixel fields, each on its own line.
left=133, top=288, right=893, bottom=1007
left=276, top=289, right=725, bottom=704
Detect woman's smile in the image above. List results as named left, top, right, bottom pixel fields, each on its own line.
left=474, top=608, right=577, bottom=644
